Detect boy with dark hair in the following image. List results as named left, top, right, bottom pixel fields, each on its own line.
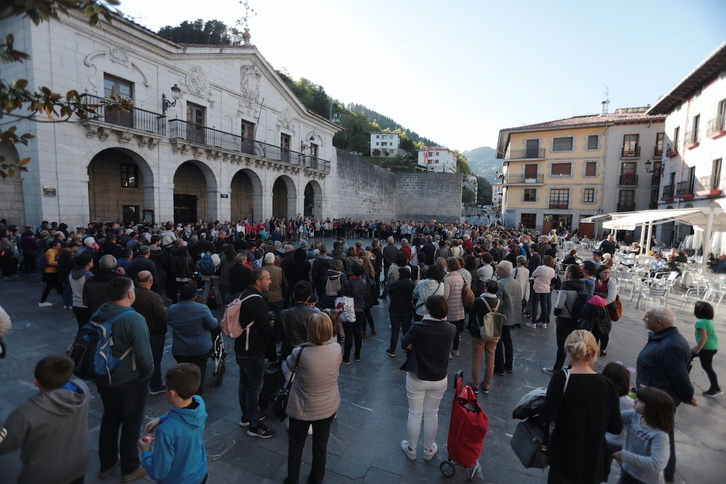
left=139, top=363, right=208, bottom=484
left=0, top=355, right=91, bottom=484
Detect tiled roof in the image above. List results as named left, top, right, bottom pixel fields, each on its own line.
left=500, top=111, right=665, bottom=133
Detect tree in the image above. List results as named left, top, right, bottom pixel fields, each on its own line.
left=454, top=151, right=471, bottom=175
left=158, top=19, right=239, bottom=45
left=476, top=176, right=492, bottom=205
left=462, top=187, right=474, bottom=203
left=1, top=0, right=130, bottom=179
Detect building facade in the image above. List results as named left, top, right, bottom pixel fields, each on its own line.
left=648, top=42, right=726, bottom=248
left=369, top=131, right=403, bottom=157
left=496, top=109, right=665, bottom=235
left=1, top=12, right=342, bottom=228
left=416, top=147, right=457, bottom=173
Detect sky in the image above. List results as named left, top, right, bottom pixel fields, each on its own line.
left=116, top=0, right=726, bottom=152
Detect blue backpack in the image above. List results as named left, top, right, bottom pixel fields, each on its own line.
left=67, top=308, right=135, bottom=384
left=199, top=252, right=215, bottom=275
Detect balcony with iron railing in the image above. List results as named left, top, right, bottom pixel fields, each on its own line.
left=619, top=173, right=638, bottom=185
left=650, top=174, right=661, bottom=186
left=675, top=180, right=694, bottom=197
left=696, top=175, right=726, bottom=196
left=617, top=203, right=636, bottom=212
left=503, top=174, right=544, bottom=185
left=662, top=184, right=675, bottom=199
left=684, top=130, right=699, bottom=149
left=653, top=146, right=664, bottom=157
left=80, top=94, right=167, bottom=142
left=707, top=115, right=725, bottom=139
left=620, top=145, right=641, bottom=159
left=505, top=148, right=546, bottom=160
left=168, top=119, right=330, bottom=174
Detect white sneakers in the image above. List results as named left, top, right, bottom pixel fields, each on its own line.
left=38, top=302, right=53, bottom=307
left=401, top=440, right=438, bottom=461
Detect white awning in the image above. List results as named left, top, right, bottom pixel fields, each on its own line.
left=602, top=209, right=703, bottom=230
left=580, top=212, right=636, bottom=224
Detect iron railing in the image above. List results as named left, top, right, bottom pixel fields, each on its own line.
left=707, top=115, right=725, bottom=136
left=653, top=146, right=663, bottom=157
left=81, top=94, right=166, bottom=136
left=168, top=119, right=330, bottom=173
left=698, top=175, right=726, bottom=191
left=504, top=174, right=544, bottom=184
left=662, top=184, right=675, bottom=198
left=619, top=174, right=638, bottom=185
left=506, top=148, right=545, bottom=159
left=684, top=129, right=699, bottom=146
left=620, top=146, right=641, bottom=158
left=676, top=180, right=694, bottom=196
left=617, top=203, right=636, bottom=212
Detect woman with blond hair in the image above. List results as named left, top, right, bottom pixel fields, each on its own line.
left=285, top=312, right=341, bottom=484
left=540, top=330, right=622, bottom=484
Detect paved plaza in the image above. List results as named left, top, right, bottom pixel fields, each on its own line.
left=1, top=240, right=725, bottom=484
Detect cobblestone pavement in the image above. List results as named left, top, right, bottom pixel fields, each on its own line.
left=1, top=240, right=724, bottom=484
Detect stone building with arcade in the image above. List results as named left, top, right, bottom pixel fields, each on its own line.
left=1, top=11, right=346, bottom=227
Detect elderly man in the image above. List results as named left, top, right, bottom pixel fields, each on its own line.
left=494, top=261, right=522, bottom=375
left=131, top=271, right=167, bottom=394
left=636, top=306, right=697, bottom=483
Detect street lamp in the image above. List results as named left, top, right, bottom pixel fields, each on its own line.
left=644, top=160, right=663, bottom=176
left=162, top=84, right=182, bottom=114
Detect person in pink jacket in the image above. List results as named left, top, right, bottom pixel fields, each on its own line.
left=527, top=255, right=556, bottom=329
left=443, top=257, right=466, bottom=357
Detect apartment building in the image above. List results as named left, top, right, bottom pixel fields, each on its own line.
left=369, top=131, right=403, bottom=157
left=647, top=41, right=726, bottom=246
left=496, top=108, right=665, bottom=235
left=417, top=147, right=457, bottom=173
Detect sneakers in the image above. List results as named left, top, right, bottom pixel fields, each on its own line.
left=481, top=387, right=490, bottom=394
left=38, top=301, right=53, bottom=307
left=247, top=422, right=275, bottom=438
left=468, top=383, right=480, bottom=394
left=423, top=442, right=438, bottom=461
left=239, top=415, right=265, bottom=427
left=494, top=370, right=505, bottom=376
left=524, top=322, right=537, bottom=329
left=99, top=460, right=120, bottom=479
left=121, top=466, right=147, bottom=482
left=400, top=440, right=416, bottom=460
left=386, top=349, right=395, bottom=357
left=342, top=359, right=350, bottom=365
left=542, top=368, right=555, bottom=375
left=703, top=389, right=723, bottom=397
left=537, top=323, right=548, bottom=329
left=451, top=350, right=460, bottom=357
left=149, top=385, right=166, bottom=395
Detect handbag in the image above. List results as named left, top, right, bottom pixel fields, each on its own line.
left=607, top=295, right=622, bottom=322
left=511, top=370, right=569, bottom=468
left=462, top=282, right=476, bottom=307
left=272, top=347, right=304, bottom=421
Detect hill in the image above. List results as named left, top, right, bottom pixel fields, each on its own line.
left=463, top=146, right=501, bottom=183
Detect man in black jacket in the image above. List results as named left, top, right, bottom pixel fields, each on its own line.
left=235, top=268, right=275, bottom=439
left=278, top=281, right=315, bottom=377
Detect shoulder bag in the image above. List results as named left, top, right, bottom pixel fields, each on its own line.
left=511, top=370, right=570, bottom=468
left=272, top=347, right=304, bottom=421
left=607, top=295, right=622, bottom=322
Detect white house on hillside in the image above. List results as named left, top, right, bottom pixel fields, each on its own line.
left=369, top=131, right=403, bottom=157
left=417, top=147, right=457, bottom=173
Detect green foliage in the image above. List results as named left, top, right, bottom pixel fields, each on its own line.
left=476, top=176, right=492, bottom=205
left=462, top=186, right=474, bottom=203
left=0, top=0, right=128, bottom=179
left=158, top=19, right=240, bottom=45
left=455, top=151, right=471, bottom=175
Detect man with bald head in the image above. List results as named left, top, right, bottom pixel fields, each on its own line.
left=127, top=245, right=159, bottom=293
left=637, top=306, right=696, bottom=482
left=131, top=271, right=167, bottom=394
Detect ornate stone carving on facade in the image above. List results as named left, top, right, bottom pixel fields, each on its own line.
left=110, top=47, right=129, bottom=66
left=240, top=64, right=262, bottom=107
left=277, top=107, right=295, bottom=132
left=131, top=63, right=149, bottom=87
left=84, top=51, right=106, bottom=93
left=187, top=66, right=210, bottom=97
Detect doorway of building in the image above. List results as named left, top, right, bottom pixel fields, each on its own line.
left=543, top=214, right=572, bottom=234
left=174, top=194, right=197, bottom=224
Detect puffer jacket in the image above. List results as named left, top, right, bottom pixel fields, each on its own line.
left=443, top=271, right=466, bottom=320
left=286, top=342, right=342, bottom=421
left=413, top=278, right=444, bottom=317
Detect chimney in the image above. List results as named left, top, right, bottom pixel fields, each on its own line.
left=600, top=100, right=610, bottom=116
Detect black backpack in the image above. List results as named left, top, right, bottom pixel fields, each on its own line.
left=564, top=290, right=589, bottom=320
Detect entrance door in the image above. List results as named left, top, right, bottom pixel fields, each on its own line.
left=122, top=205, right=139, bottom=225
left=186, top=103, right=205, bottom=144
left=173, top=194, right=197, bottom=224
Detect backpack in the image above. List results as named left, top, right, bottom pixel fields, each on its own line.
left=67, top=308, right=135, bottom=384
left=220, top=293, right=263, bottom=350
left=479, top=298, right=505, bottom=341
left=35, top=251, right=47, bottom=271
left=325, top=272, right=342, bottom=296
left=199, top=252, right=215, bottom=275
left=564, top=289, right=590, bottom=320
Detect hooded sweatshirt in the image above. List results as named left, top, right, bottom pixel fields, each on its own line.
left=70, top=267, right=94, bottom=307
left=413, top=278, right=445, bottom=317
left=142, top=396, right=208, bottom=484
left=0, top=380, right=91, bottom=484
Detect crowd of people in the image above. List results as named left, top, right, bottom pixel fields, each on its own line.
left=0, top=216, right=721, bottom=484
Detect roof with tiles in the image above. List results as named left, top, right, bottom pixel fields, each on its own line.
left=500, top=109, right=665, bottom=133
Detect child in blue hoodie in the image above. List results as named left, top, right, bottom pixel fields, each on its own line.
left=139, top=363, right=208, bottom=484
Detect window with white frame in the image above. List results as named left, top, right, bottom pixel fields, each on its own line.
left=583, top=188, right=595, bottom=203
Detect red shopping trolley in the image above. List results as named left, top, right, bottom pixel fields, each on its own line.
left=440, top=370, right=489, bottom=480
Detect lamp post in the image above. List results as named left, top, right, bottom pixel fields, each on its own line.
left=644, top=159, right=663, bottom=176
left=162, top=84, right=182, bottom=114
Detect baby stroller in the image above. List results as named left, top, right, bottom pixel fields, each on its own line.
left=439, top=371, right=489, bottom=480
left=210, top=327, right=226, bottom=386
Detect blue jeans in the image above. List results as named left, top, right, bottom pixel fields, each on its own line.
left=531, top=291, right=551, bottom=324
left=236, top=354, right=266, bottom=426
left=149, top=334, right=165, bottom=389
left=389, top=312, right=413, bottom=353
left=97, top=380, right=149, bottom=475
